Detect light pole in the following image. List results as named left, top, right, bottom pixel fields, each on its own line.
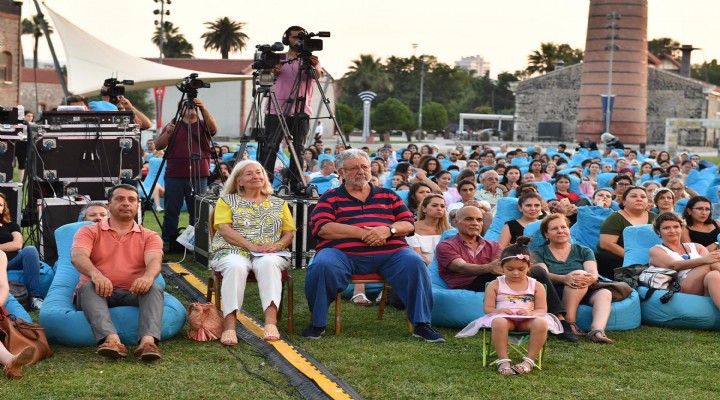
left=413, top=44, right=425, bottom=140
left=602, top=12, right=621, bottom=134
left=153, top=0, right=171, bottom=64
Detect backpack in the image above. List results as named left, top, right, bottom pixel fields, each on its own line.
left=9, top=280, right=30, bottom=311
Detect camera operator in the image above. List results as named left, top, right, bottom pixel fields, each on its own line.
left=154, top=97, right=218, bottom=252
left=262, top=25, right=324, bottom=193
left=100, top=86, right=153, bottom=130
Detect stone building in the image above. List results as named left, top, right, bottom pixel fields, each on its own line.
left=513, top=58, right=720, bottom=146
left=0, top=0, right=22, bottom=107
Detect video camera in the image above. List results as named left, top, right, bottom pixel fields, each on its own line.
left=253, top=42, right=284, bottom=70
left=177, top=73, right=210, bottom=101
left=102, top=78, right=134, bottom=105
left=291, top=31, right=330, bottom=56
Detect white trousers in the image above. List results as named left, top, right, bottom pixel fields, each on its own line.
left=211, top=253, right=289, bottom=318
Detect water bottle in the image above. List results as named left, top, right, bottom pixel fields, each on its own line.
left=17, top=104, right=24, bottom=121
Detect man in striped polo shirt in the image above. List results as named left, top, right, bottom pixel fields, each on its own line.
left=303, top=149, right=444, bottom=342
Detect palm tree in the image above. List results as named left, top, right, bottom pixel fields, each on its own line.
left=526, top=42, right=583, bottom=75
left=152, top=22, right=194, bottom=58
left=22, top=15, right=53, bottom=69
left=201, top=17, right=249, bottom=59
left=343, top=54, right=393, bottom=93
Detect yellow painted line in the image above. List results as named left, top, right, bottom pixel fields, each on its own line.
left=165, top=262, right=353, bottom=400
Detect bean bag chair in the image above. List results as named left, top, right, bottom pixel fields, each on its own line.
left=569, top=206, right=613, bottom=251
left=141, top=157, right=165, bottom=198
left=530, top=181, right=556, bottom=201
left=3, top=294, right=32, bottom=323
left=318, top=154, right=335, bottom=163
left=483, top=197, right=520, bottom=241
left=40, top=222, right=187, bottom=347
left=597, top=173, right=617, bottom=189
left=449, top=170, right=459, bottom=186
left=221, top=153, right=235, bottom=163
left=622, top=224, right=661, bottom=267
left=706, top=185, right=720, bottom=203
left=570, top=154, right=588, bottom=168
left=588, top=150, right=602, bottom=159
left=7, top=260, right=55, bottom=297
left=511, top=157, right=529, bottom=168
left=685, top=170, right=709, bottom=195
left=636, top=287, right=720, bottom=330
left=523, top=221, right=545, bottom=251
left=439, top=159, right=452, bottom=170
left=602, top=158, right=617, bottom=168
left=674, top=198, right=689, bottom=214
left=308, top=174, right=340, bottom=195
left=576, top=289, right=641, bottom=332
left=429, top=229, right=485, bottom=328
left=394, top=189, right=410, bottom=208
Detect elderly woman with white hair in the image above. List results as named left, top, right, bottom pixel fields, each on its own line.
left=210, top=160, right=295, bottom=345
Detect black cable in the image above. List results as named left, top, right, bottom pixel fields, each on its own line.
left=224, top=345, right=299, bottom=399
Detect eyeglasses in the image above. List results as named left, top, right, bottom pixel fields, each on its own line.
left=343, top=165, right=371, bottom=173
left=616, top=183, right=632, bottom=187
left=692, top=207, right=711, bottom=212
left=669, top=187, right=684, bottom=191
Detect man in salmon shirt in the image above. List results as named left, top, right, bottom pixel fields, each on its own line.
left=71, top=184, right=164, bottom=361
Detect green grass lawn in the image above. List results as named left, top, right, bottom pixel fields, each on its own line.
left=7, top=207, right=720, bottom=398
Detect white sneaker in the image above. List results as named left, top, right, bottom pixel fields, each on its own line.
left=31, top=297, right=43, bottom=310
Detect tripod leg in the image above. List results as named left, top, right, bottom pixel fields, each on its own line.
left=287, top=115, right=309, bottom=193
left=260, top=114, right=283, bottom=180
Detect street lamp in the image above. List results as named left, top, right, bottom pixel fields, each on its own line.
left=413, top=44, right=425, bottom=140
left=602, top=12, right=621, bottom=135
left=153, top=0, right=171, bottom=64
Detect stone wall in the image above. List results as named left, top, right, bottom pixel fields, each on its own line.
left=647, top=68, right=713, bottom=145
left=0, top=5, right=21, bottom=107
left=20, top=81, right=66, bottom=113
left=513, top=64, right=582, bottom=142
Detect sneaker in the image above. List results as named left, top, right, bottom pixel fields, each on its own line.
left=555, top=320, right=579, bottom=342
left=413, top=324, right=446, bottom=343
left=30, top=297, right=43, bottom=310
left=301, top=325, right=326, bottom=339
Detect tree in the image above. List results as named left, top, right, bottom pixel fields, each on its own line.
left=339, top=55, right=393, bottom=110
left=371, top=98, right=413, bottom=133
left=335, top=102, right=358, bottom=135
left=22, top=15, right=53, bottom=69
left=421, top=101, right=448, bottom=132
left=201, top=17, right=249, bottom=59
left=693, top=59, right=720, bottom=86
left=152, top=22, right=194, bottom=58
left=648, top=37, right=681, bottom=60
left=526, top=42, right=583, bottom=75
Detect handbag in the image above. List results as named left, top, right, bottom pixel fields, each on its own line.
left=613, top=264, right=648, bottom=289
left=589, top=279, right=633, bottom=302
left=186, top=303, right=224, bottom=342
left=639, top=266, right=677, bottom=290
left=0, top=307, right=53, bottom=365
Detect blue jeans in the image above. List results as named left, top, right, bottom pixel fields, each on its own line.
left=305, top=247, right=434, bottom=328
left=161, top=176, right=207, bottom=243
left=7, top=246, right=41, bottom=297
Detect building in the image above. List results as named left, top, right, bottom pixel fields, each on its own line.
left=455, top=55, right=490, bottom=77
left=0, top=0, right=22, bottom=107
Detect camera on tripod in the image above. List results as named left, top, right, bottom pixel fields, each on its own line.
left=253, top=42, right=284, bottom=70
left=177, top=73, right=210, bottom=101
left=102, top=78, right=134, bottom=105
left=292, top=31, right=330, bottom=56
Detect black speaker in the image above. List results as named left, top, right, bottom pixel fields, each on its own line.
left=0, top=139, right=17, bottom=183
left=193, top=194, right=217, bottom=267
left=38, top=198, right=88, bottom=264
left=0, top=183, right=23, bottom=223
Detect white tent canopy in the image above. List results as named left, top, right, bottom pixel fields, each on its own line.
left=45, top=6, right=251, bottom=97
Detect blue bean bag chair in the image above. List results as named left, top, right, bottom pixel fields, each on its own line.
left=40, top=222, right=187, bottom=347
left=597, top=173, right=617, bottom=189
left=705, top=185, right=720, bottom=203
left=636, top=287, right=720, bottom=330
left=430, top=229, right=639, bottom=331
left=483, top=197, right=520, bottom=241
left=530, top=181, right=556, bottom=201
left=429, top=229, right=485, bottom=328
left=674, top=198, right=689, bottom=214
left=308, top=174, right=340, bottom=195
left=685, top=170, right=709, bottom=196
left=524, top=221, right=545, bottom=251
left=3, top=294, right=32, bottom=323
left=622, top=224, right=662, bottom=267
left=7, top=260, right=55, bottom=297
left=569, top=206, right=613, bottom=251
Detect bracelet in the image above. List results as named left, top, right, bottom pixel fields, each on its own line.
left=275, top=242, right=286, bottom=250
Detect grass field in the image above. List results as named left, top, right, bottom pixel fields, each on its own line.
left=6, top=170, right=720, bottom=398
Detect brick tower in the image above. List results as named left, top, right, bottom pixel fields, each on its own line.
left=576, top=0, right=648, bottom=144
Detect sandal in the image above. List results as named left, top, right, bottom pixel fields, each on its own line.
left=351, top=293, right=374, bottom=307
left=495, top=358, right=516, bottom=375
left=567, top=321, right=586, bottom=337
left=263, top=324, right=280, bottom=342
left=512, top=357, right=536, bottom=375
left=587, top=329, right=614, bottom=344
left=221, top=330, right=238, bottom=346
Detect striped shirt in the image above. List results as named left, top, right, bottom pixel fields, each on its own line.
left=311, top=184, right=414, bottom=255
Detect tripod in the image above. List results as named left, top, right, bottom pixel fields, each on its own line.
left=144, top=92, right=222, bottom=243
left=256, top=53, right=347, bottom=196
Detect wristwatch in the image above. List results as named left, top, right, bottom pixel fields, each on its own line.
left=388, top=226, right=397, bottom=237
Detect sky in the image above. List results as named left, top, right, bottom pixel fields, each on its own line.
left=20, top=0, right=720, bottom=80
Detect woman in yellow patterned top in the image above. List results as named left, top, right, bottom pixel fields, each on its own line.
left=211, top=160, right=295, bottom=345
